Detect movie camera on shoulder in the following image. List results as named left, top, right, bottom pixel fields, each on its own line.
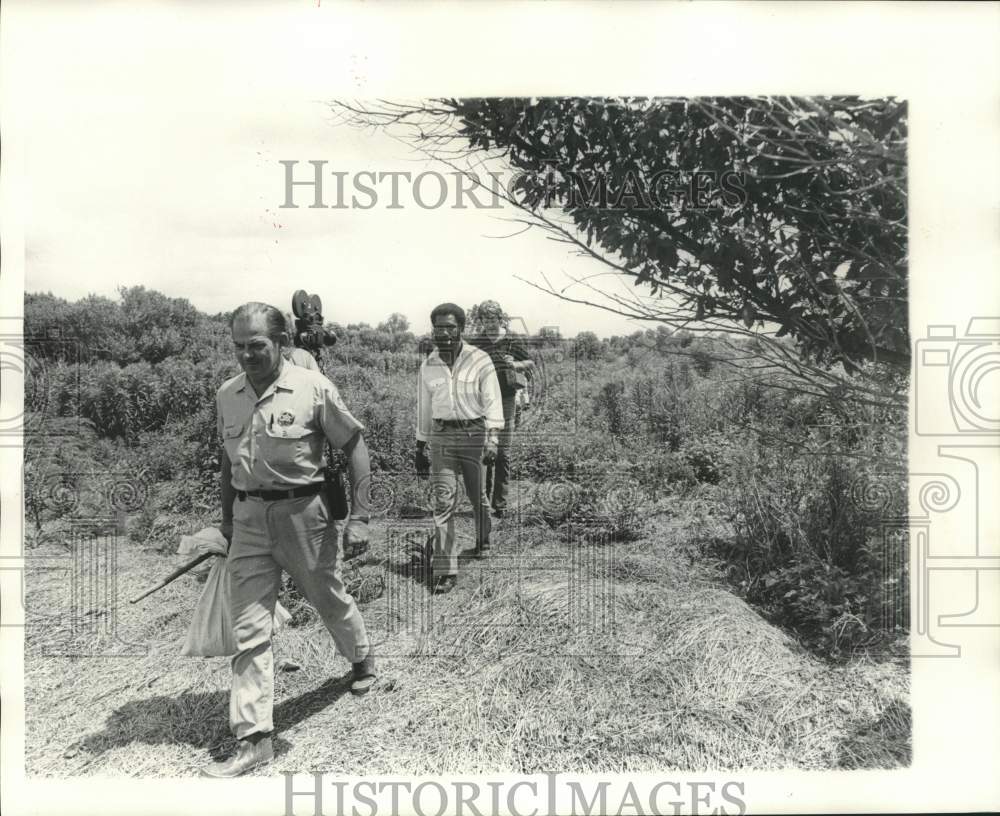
left=291, top=289, right=338, bottom=361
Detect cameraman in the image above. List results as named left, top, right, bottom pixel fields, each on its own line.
left=283, top=311, right=320, bottom=371
left=468, top=301, right=534, bottom=518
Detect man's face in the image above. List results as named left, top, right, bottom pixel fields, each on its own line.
left=481, top=313, right=502, bottom=336
left=432, top=313, right=462, bottom=354
left=232, top=314, right=283, bottom=385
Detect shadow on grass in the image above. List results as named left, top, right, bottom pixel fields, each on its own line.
left=73, top=675, right=355, bottom=762
left=380, top=535, right=434, bottom=591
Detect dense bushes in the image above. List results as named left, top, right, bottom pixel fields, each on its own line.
left=712, top=396, right=907, bottom=656
left=517, top=332, right=906, bottom=657
left=38, top=356, right=235, bottom=443
left=26, top=287, right=230, bottom=365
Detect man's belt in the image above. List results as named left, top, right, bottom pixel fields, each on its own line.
left=434, top=417, right=485, bottom=430
left=236, top=482, right=324, bottom=502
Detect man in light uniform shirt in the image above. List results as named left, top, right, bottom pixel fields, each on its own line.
left=415, top=303, right=503, bottom=593
left=202, top=302, right=374, bottom=778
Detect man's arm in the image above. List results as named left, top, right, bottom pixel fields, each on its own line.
left=342, top=431, right=371, bottom=520
left=216, top=390, right=235, bottom=545
left=479, top=358, right=504, bottom=464
left=415, top=362, right=432, bottom=443
left=220, top=449, right=235, bottom=545
left=507, top=336, right=536, bottom=372
left=315, top=377, right=372, bottom=548
left=480, top=358, right=505, bottom=432
left=414, top=364, right=432, bottom=477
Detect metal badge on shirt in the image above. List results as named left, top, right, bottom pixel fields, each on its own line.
left=277, top=411, right=295, bottom=435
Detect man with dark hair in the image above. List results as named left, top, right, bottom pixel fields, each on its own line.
left=468, top=300, right=535, bottom=518
left=202, top=301, right=375, bottom=778
left=414, top=302, right=503, bottom=593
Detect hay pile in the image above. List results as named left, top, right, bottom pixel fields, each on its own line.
left=24, top=510, right=909, bottom=777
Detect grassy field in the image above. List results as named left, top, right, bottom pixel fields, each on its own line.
left=22, top=294, right=910, bottom=775
left=24, top=482, right=909, bottom=777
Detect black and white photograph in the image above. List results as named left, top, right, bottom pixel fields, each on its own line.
left=2, top=3, right=998, bottom=815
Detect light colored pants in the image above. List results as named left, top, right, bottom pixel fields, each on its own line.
left=430, top=421, right=491, bottom=576
left=227, top=492, right=369, bottom=739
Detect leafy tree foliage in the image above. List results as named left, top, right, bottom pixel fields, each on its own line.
left=25, top=287, right=228, bottom=365
left=377, top=312, right=410, bottom=335
left=575, top=330, right=601, bottom=360
left=333, top=97, right=908, bottom=374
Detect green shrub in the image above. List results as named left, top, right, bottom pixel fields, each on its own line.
left=714, top=413, right=906, bottom=657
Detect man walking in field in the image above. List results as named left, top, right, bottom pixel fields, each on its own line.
left=415, top=303, right=503, bottom=594
left=202, top=302, right=375, bottom=778
left=468, top=300, right=535, bottom=518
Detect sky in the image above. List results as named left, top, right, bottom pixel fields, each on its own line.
left=15, top=4, right=648, bottom=339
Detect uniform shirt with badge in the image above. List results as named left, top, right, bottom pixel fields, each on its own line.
left=217, top=361, right=362, bottom=491
left=416, top=341, right=504, bottom=442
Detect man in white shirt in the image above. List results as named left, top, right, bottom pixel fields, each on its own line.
left=415, top=303, right=503, bottom=593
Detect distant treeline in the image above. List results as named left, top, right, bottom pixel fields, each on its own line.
left=25, top=287, right=729, bottom=368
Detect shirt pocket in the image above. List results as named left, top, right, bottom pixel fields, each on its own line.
left=453, top=366, right=481, bottom=394
left=261, top=423, right=315, bottom=472
left=427, top=376, right=451, bottom=409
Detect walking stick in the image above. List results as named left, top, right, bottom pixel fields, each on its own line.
left=129, top=551, right=219, bottom=604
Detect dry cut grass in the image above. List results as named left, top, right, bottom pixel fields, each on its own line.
left=24, top=495, right=909, bottom=777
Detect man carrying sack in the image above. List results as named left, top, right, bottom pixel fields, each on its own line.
left=202, top=302, right=375, bottom=778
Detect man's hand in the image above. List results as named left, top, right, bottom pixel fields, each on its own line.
left=344, top=517, right=370, bottom=558
left=220, top=519, right=233, bottom=546
left=483, top=434, right=499, bottom=465
left=414, top=444, right=431, bottom=479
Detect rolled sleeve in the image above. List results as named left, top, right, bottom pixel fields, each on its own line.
left=317, top=379, right=364, bottom=450
left=480, top=362, right=505, bottom=431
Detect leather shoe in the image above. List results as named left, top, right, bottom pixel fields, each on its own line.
left=433, top=574, right=457, bottom=594
left=351, top=653, right=376, bottom=696
left=200, top=736, right=273, bottom=778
